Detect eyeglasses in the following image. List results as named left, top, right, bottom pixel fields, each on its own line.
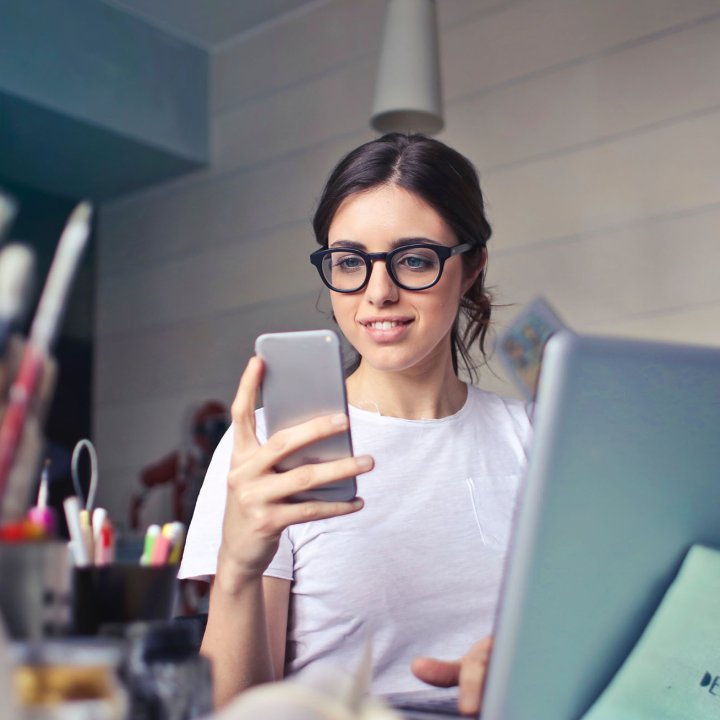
left=310, top=242, right=474, bottom=293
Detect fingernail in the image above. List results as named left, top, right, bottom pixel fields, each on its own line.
left=356, top=455, right=373, bottom=470
left=352, top=498, right=364, bottom=508
left=331, top=413, right=348, bottom=427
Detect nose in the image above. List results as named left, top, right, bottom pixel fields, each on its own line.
left=364, top=258, right=399, bottom=306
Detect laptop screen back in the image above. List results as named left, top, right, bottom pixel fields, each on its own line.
left=482, top=331, right=720, bottom=719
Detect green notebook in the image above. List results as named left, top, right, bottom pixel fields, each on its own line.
left=583, top=545, right=720, bottom=720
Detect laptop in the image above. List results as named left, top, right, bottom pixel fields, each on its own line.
left=481, top=330, right=720, bottom=719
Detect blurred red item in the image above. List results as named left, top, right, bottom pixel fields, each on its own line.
left=129, top=400, right=229, bottom=531
left=0, top=518, right=46, bottom=542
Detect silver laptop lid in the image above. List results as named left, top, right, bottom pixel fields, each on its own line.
left=483, top=331, right=720, bottom=719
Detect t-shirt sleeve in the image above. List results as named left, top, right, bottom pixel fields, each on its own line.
left=177, top=424, right=234, bottom=581
left=179, top=408, right=294, bottom=582
left=264, top=528, right=294, bottom=581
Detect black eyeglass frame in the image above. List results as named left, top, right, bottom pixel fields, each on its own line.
left=309, top=242, right=475, bottom=293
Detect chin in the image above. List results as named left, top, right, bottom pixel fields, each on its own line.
left=355, top=344, right=432, bottom=374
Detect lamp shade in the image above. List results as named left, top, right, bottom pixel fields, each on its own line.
left=371, top=0, right=443, bottom=134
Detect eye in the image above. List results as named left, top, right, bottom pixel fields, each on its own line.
left=394, top=248, right=439, bottom=272
left=333, top=252, right=364, bottom=272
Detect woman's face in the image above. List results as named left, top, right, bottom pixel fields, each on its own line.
left=327, top=184, right=479, bottom=376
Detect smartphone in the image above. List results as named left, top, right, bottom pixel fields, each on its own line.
left=254, top=329, right=357, bottom=502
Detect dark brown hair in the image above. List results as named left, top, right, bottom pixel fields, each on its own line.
left=313, top=133, right=492, bottom=381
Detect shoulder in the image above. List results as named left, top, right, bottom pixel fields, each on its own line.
left=465, top=385, right=532, bottom=446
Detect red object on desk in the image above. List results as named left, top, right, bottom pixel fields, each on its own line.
left=0, top=518, right=46, bottom=542
left=0, top=345, right=44, bottom=509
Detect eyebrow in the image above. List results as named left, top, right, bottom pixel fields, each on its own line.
left=328, top=237, right=444, bottom=250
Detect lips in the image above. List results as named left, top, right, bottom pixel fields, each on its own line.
left=358, top=317, right=413, bottom=343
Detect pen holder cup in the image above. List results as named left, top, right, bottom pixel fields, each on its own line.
left=72, top=564, right=178, bottom=636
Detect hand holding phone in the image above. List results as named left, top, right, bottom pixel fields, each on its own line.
left=255, top=330, right=357, bottom=502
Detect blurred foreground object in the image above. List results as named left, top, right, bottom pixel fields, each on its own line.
left=0, top=611, right=21, bottom=720
left=0, top=201, right=92, bottom=522
left=0, top=190, right=18, bottom=240
left=12, top=639, right=127, bottom=719
left=0, top=541, right=71, bottom=639
left=120, top=621, right=212, bottom=719
left=214, top=636, right=400, bottom=720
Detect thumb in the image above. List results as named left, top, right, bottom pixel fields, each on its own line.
left=411, top=656, right=461, bottom=688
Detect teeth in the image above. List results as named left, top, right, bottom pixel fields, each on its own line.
left=369, top=321, right=401, bottom=329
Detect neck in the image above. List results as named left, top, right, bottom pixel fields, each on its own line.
left=346, top=356, right=467, bottom=420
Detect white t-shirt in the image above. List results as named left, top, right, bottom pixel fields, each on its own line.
left=180, top=384, right=531, bottom=695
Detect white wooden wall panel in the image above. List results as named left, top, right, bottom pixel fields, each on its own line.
left=95, top=289, right=327, bottom=405
left=97, top=220, right=313, bottom=335
left=490, top=205, right=720, bottom=325
left=442, top=0, right=720, bottom=102
left=447, top=16, right=720, bottom=171
left=212, top=57, right=375, bottom=171
left=589, top=302, right=720, bottom=343
left=212, top=0, right=383, bottom=114
left=483, top=110, right=720, bottom=251
left=98, top=130, right=367, bottom=281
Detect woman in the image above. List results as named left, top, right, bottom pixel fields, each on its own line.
left=179, top=133, right=531, bottom=715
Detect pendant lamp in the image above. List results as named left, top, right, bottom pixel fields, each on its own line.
left=370, top=0, right=444, bottom=135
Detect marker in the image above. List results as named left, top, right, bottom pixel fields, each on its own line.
left=91, top=507, right=107, bottom=548
left=95, top=518, right=114, bottom=566
left=79, top=509, right=94, bottom=565
left=140, top=524, right=160, bottom=565
left=150, top=524, right=173, bottom=566
left=63, top=496, right=90, bottom=567
left=167, top=522, right=187, bottom=564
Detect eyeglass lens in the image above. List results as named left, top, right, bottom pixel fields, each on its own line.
left=321, top=247, right=443, bottom=291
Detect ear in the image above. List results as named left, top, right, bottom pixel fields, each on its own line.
left=461, top=246, right=487, bottom=295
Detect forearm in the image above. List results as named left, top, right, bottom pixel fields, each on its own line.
left=201, top=564, right=275, bottom=708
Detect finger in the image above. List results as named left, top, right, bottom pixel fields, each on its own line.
left=260, top=454, right=373, bottom=504
left=410, top=657, right=461, bottom=688
left=458, top=638, right=493, bottom=716
left=231, top=356, right=264, bottom=465
left=244, top=411, right=351, bottom=477
left=270, top=496, right=365, bottom=528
